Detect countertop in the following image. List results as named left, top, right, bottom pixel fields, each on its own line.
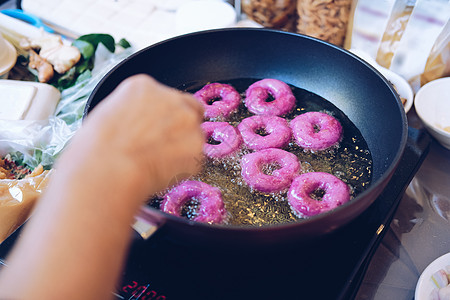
left=356, top=109, right=450, bottom=300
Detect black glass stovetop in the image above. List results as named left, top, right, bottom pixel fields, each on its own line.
left=0, top=127, right=431, bottom=300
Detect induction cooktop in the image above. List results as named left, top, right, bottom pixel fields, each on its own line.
left=0, top=127, right=431, bottom=300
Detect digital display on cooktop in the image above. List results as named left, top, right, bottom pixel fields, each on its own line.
left=115, top=280, right=167, bottom=300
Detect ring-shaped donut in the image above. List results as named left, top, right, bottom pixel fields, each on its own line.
left=287, top=172, right=350, bottom=218
left=241, top=148, right=301, bottom=193
left=194, top=83, right=241, bottom=120
left=161, top=181, right=227, bottom=224
left=237, top=115, right=292, bottom=151
left=201, top=122, right=242, bottom=158
left=244, top=79, right=295, bottom=116
left=290, top=111, right=343, bottom=151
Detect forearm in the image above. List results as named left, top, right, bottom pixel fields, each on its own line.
left=0, top=136, right=148, bottom=299
left=0, top=74, right=204, bottom=299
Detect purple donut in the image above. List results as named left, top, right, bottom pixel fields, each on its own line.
left=241, top=148, right=301, bottom=193
left=244, top=79, right=295, bottom=116
left=290, top=112, right=343, bottom=151
left=201, top=122, right=242, bottom=158
left=237, top=115, right=292, bottom=151
left=161, top=181, right=227, bottom=224
left=194, top=83, right=241, bottom=120
left=287, top=172, right=350, bottom=218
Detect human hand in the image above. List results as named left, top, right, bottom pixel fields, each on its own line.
left=0, top=75, right=205, bottom=300
left=58, top=74, right=205, bottom=201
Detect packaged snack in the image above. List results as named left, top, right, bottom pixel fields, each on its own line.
left=419, top=21, right=450, bottom=87
left=0, top=158, right=52, bottom=243
left=347, top=0, right=450, bottom=92
left=241, top=0, right=297, bottom=31
left=297, top=0, right=355, bottom=47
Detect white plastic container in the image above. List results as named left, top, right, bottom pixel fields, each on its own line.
left=0, top=80, right=61, bottom=120
left=175, top=0, right=236, bottom=35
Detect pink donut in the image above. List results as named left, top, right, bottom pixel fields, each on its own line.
left=161, top=181, right=227, bottom=224
left=241, top=148, right=301, bottom=193
left=194, top=83, right=241, bottom=120
left=201, top=122, right=242, bottom=158
left=237, top=115, right=292, bottom=151
left=290, top=112, right=343, bottom=151
left=244, top=79, right=295, bottom=116
left=287, top=172, right=350, bottom=218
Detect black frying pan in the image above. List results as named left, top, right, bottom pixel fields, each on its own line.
left=85, top=28, right=407, bottom=247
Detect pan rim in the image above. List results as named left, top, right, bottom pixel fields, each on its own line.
left=85, top=27, right=408, bottom=233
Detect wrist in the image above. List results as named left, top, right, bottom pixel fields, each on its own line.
left=54, top=139, right=152, bottom=221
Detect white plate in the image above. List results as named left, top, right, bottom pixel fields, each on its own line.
left=415, top=252, right=450, bottom=300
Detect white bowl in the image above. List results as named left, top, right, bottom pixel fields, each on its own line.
left=415, top=252, right=450, bottom=300
left=350, top=49, right=413, bottom=113
left=381, top=66, right=414, bottom=113
left=414, top=77, right=450, bottom=150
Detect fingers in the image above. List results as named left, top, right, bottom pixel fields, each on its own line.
left=116, top=74, right=203, bottom=121
left=178, top=92, right=204, bottom=123
left=78, top=74, right=206, bottom=196
left=141, top=75, right=204, bottom=123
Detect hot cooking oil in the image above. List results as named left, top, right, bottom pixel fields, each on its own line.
left=149, top=79, right=372, bottom=226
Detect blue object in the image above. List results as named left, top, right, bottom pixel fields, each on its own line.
left=0, top=9, right=54, bottom=33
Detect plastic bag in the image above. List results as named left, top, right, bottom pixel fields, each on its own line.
left=347, top=0, right=450, bottom=92
left=0, top=43, right=133, bottom=243
left=0, top=44, right=134, bottom=170
left=0, top=117, right=73, bottom=169
left=419, top=20, right=450, bottom=87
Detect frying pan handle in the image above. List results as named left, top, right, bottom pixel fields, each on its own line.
left=132, top=218, right=158, bottom=240
left=131, top=206, right=164, bottom=240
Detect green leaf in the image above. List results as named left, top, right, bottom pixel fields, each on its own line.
left=72, top=39, right=95, bottom=60
left=78, top=34, right=116, bottom=53
left=9, top=152, right=24, bottom=166
left=117, top=38, right=131, bottom=49
left=33, top=149, right=43, bottom=165
left=75, top=58, right=91, bottom=74
left=57, top=67, right=77, bottom=89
